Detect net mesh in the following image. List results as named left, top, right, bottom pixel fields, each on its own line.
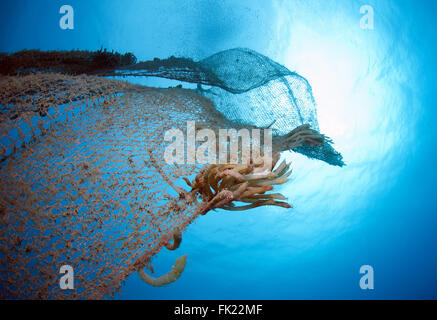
left=0, top=77, right=226, bottom=298
left=116, top=48, right=344, bottom=166
left=0, top=48, right=343, bottom=299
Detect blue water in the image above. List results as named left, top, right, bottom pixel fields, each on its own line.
left=1, top=0, right=436, bottom=299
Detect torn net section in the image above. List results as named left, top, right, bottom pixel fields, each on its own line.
left=115, top=48, right=343, bottom=166
left=0, top=75, right=232, bottom=299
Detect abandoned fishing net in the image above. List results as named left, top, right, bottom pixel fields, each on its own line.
left=114, top=48, right=344, bottom=166
left=0, top=48, right=343, bottom=299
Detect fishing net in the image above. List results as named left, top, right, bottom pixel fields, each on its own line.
left=114, top=48, right=344, bottom=166
left=0, top=48, right=343, bottom=299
